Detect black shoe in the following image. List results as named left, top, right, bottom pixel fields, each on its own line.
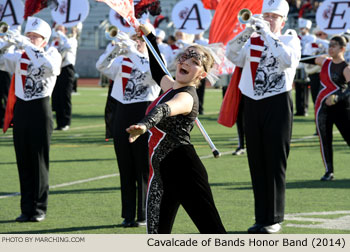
left=122, top=219, right=138, bottom=228
left=30, top=213, right=46, bottom=222
left=247, top=223, right=264, bottom=234
left=320, top=172, right=334, bottom=181
left=260, top=223, right=282, bottom=234
left=15, top=214, right=31, bottom=222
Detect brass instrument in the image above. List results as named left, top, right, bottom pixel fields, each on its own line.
left=238, top=9, right=252, bottom=24
left=0, top=22, right=9, bottom=36
left=105, top=25, right=118, bottom=40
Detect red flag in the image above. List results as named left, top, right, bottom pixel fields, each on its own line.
left=24, top=0, right=58, bottom=20
left=209, top=0, right=263, bottom=45
left=217, top=67, right=242, bottom=127
left=202, top=0, right=220, bottom=10
left=3, top=75, right=16, bottom=133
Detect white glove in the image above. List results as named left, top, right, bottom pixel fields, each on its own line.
left=4, top=29, right=32, bottom=49
left=252, top=18, right=271, bottom=37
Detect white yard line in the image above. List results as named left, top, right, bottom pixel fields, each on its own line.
left=0, top=174, right=119, bottom=199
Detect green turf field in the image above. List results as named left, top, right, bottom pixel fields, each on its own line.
left=0, top=87, right=349, bottom=234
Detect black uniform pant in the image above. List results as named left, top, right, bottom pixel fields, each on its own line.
left=236, top=101, right=245, bottom=149
left=196, top=78, right=206, bottom=114
left=316, top=100, right=350, bottom=174
left=112, top=100, right=150, bottom=222
left=13, top=97, right=52, bottom=216
left=243, top=92, right=293, bottom=225
left=156, top=145, right=226, bottom=234
left=52, top=64, right=75, bottom=128
left=294, top=81, right=309, bottom=115
left=0, top=70, right=11, bottom=128
left=309, top=73, right=321, bottom=105
left=104, top=81, right=116, bottom=139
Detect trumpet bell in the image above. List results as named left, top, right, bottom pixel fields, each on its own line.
left=105, top=25, right=118, bottom=40
left=238, top=9, right=252, bottom=24
left=0, top=22, right=9, bottom=36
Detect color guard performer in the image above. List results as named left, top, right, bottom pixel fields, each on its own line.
left=301, top=36, right=350, bottom=181
left=226, top=0, right=300, bottom=233
left=126, top=25, right=226, bottom=234
left=0, top=17, right=61, bottom=222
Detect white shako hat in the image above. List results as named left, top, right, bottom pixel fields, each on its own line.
left=298, top=18, right=312, bottom=29
left=262, top=0, right=289, bottom=19
left=25, top=17, right=52, bottom=42
left=155, top=28, right=165, bottom=40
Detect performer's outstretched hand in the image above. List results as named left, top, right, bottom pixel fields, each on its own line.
left=126, top=124, right=147, bottom=143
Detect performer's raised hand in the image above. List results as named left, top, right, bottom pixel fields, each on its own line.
left=126, top=124, right=147, bottom=143
left=253, top=18, right=271, bottom=36
left=5, top=30, right=32, bottom=49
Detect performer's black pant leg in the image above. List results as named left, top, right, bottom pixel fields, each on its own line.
left=196, top=78, right=206, bottom=114
left=236, top=101, right=245, bottom=148
left=159, top=145, right=226, bottom=234
left=244, top=96, right=268, bottom=224
left=316, top=104, right=334, bottom=173
left=13, top=98, right=51, bottom=216
left=244, top=93, right=292, bottom=225
left=52, top=65, right=75, bottom=127
left=309, top=73, right=321, bottom=105
left=295, top=81, right=308, bottom=115
left=112, top=101, right=149, bottom=221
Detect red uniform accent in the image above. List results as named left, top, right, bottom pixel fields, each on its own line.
left=3, top=53, right=30, bottom=133
left=218, top=36, right=264, bottom=127
left=145, top=89, right=172, bottom=188
left=250, top=36, right=264, bottom=89
left=145, top=88, right=172, bottom=114
left=315, top=59, right=339, bottom=117
left=121, top=57, right=132, bottom=94
left=147, top=126, right=165, bottom=188
left=3, top=75, right=15, bottom=133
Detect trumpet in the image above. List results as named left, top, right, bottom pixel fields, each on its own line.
left=0, top=22, right=9, bottom=36
left=238, top=9, right=252, bottom=24
left=105, top=25, right=118, bottom=40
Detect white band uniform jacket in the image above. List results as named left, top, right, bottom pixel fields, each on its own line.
left=96, top=41, right=161, bottom=105
left=51, top=33, right=78, bottom=68
left=227, top=32, right=301, bottom=100
left=0, top=41, right=62, bottom=101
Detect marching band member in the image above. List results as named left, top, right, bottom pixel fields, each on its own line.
left=0, top=17, right=61, bottom=222
left=126, top=25, right=226, bottom=234
left=96, top=25, right=161, bottom=228
left=51, top=24, right=78, bottom=131
left=301, top=35, right=350, bottom=181
left=294, top=18, right=315, bottom=116
left=226, top=0, right=300, bottom=233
